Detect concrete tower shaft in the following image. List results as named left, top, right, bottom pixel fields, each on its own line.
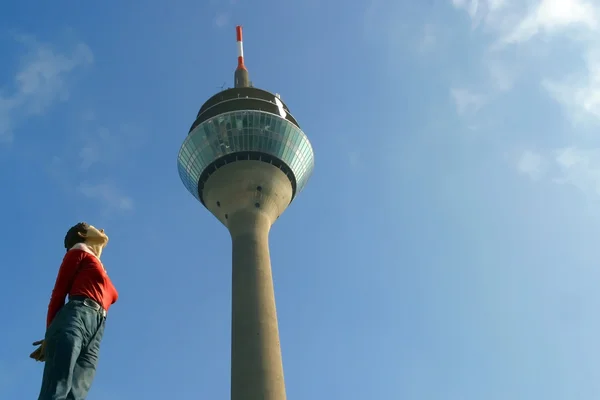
left=203, top=161, right=291, bottom=399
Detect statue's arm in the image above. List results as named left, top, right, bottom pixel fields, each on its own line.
left=45, top=250, right=86, bottom=328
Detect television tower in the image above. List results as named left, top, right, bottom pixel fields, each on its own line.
left=177, top=26, right=314, bottom=400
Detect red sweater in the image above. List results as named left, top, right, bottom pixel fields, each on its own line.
left=46, top=246, right=119, bottom=328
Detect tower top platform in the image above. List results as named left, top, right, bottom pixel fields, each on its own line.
left=177, top=26, right=314, bottom=214
left=189, top=87, right=301, bottom=134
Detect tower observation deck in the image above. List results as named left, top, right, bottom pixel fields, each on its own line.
left=177, top=26, right=314, bottom=400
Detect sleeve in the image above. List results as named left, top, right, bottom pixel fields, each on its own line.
left=46, top=250, right=86, bottom=328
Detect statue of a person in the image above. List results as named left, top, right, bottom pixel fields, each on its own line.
left=30, top=222, right=119, bottom=400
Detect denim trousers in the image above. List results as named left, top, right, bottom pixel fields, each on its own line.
left=38, top=298, right=106, bottom=400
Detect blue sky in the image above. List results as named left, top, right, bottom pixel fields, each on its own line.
left=2, top=0, right=600, bottom=398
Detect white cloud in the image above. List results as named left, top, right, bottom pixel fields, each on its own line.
left=0, top=34, right=135, bottom=213
left=46, top=117, right=141, bottom=211
left=554, top=146, right=600, bottom=197
left=451, top=0, right=510, bottom=29
left=543, top=52, right=600, bottom=122
left=517, top=147, right=600, bottom=199
left=502, top=0, right=598, bottom=44
left=78, top=182, right=134, bottom=211
left=518, top=150, right=545, bottom=180
left=452, top=0, right=481, bottom=19
left=79, top=144, right=101, bottom=170
left=452, top=0, right=600, bottom=126
left=450, top=88, right=486, bottom=115
left=486, top=58, right=517, bottom=91
left=78, top=127, right=119, bottom=170
left=214, top=12, right=230, bottom=28
left=0, top=36, right=93, bottom=142
left=449, top=0, right=600, bottom=123
left=449, top=0, right=600, bottom=201
left=451, top=0, right=598, bottom=45
left=418, top=24, right=436, bottom=53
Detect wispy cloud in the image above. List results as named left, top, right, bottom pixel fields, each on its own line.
left=543, top=52, right=600, bottom=123
left=449, top=0, right=600, bottom=200
left=554, top=146, right=600, bottom=197
left=450, top=0, right=600, bottom=113
left=497, top=0, right=600, bottom=125
left=77, top=124, right=139, bottom=171
left=418, top=24, right=436, bottom=53
left=516, top=146, right=600, bottom=201
left=213, top=12, right=230, bottom=28
left=0, top=36, right=142, bottom=214
left=212, top=0, right=238, bottom=29
left=451, top=0, right=598, bottom=45
left=47, top=152, right=136, bottom=214
left=450, top=0, right=509, bottom=29
left=501, top=0, right=598, bottom=45
left=485, top=57, right=518, bottom=92
left=450, top=88, right=486, bottom=115
left=451, top=0, right=481, bottom=19
left=0, top=35, right=93, bottom=143
left=78, top=182, right=133, bottom=212
left=517, top=149, right=545, bottom=180
left=48, top=118, right=141, bottom=213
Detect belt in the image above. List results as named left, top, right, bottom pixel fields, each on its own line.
left=70, top=295, right=107, bottom=318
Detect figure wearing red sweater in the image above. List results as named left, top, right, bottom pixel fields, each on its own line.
left=30, top=222, right=118, bottom=400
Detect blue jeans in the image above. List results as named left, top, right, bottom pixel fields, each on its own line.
left=38, top=298, right=106, bottom=400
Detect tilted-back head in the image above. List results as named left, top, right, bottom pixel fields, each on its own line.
left=64, top=222, right=109, bottom=252
left=64, top=222, right=90, bottom=250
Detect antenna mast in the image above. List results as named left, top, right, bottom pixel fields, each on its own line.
left=234, top=26, right=250, bottom=88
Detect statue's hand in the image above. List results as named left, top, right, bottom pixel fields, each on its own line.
left=29, top=339, right=46, bottom=362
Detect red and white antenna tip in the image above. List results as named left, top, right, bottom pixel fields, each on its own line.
left=236, top=25, right=246, bottom=70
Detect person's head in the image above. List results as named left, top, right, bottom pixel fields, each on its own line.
left=64, top=222, right=109, bottom=254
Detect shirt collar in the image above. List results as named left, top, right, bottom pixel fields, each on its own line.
left=69, top=243, right=107, bottom=272
left=70, top=243, right=99, bottom=260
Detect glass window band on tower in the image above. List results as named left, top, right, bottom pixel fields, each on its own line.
left=177, top=110, right=315, bottom=205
